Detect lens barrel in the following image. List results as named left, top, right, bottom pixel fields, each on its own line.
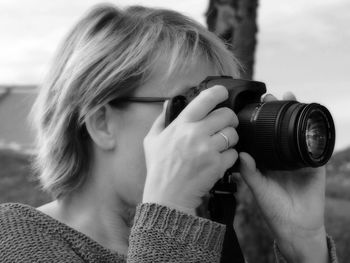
left=237, top=101, right=335, bottom=170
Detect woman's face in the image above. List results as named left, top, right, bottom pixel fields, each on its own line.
left=109, top=57, right=219, bottom=207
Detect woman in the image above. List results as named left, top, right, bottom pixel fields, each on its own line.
left=0, top=4, right=337, bottom=262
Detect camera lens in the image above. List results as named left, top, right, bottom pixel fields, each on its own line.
left=305, top=110, right=327, bottom=159
left=237, top=101, right=335, bottom=170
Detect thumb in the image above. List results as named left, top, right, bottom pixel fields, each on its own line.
left=239, top=152, right=266, bottom=196
left=147, top=100, right=168, bottom=136
left=282, top=91, right=297, bottom=101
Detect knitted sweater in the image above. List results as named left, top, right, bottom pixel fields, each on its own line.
left=0, top=203, right=338, bottom=262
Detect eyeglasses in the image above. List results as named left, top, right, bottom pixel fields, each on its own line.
left=109, top=96, right=171, bottom=106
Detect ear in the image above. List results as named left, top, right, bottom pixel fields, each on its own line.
left=85, top=105, right=117, bottom=150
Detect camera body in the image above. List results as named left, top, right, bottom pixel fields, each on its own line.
left=165, top=76, right=267, bottom=120
left=165, top=76, right=335, bottom=171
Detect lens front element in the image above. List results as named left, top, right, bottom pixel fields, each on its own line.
left=305, top=110, right=328, bottom=159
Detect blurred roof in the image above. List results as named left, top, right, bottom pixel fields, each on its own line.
left=0, top=86, right=37, bottom=150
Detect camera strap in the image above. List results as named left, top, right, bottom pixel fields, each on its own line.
left=209, top=182, right=245, bottom=263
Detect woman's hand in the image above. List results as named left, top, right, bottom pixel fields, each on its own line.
left=143, top=85, right=239, bottom=215
left=239, top=93, right=328, bottom=263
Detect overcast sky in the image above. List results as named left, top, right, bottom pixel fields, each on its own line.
left=0, top=0, right=349, bottom=151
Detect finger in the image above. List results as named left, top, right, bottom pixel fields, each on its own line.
left=178, top=85, right=228, bottom=122
left=282, top=91, right=297, bottom=101
left=147, top=100, right=168, bottom=136
left=239, top=152, right=266, bottom=194
left=197, top=107, right=238, bottom=135
left=261, top=93, right=277, bottom=102
left=220, top=148, right=238, bottom=178
left=211, top=127, right=238, bottom=152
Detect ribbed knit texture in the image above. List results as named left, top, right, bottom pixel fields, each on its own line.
left=128, top=203, right=226, bottom=262
left=0, top=203, right=226, bottom=262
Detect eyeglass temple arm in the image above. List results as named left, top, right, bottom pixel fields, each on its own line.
left=110, top=97, right=171, bottom=103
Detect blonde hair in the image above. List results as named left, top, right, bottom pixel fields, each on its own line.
left=30, top=4, right=241, bottom=199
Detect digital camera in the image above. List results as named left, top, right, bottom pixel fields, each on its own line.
left=165, top=76, right=335, bottom=171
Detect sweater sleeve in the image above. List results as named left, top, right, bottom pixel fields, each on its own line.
left=127, top=203, right=226, bottom=263
left=274, top=235, right=338, bottom=263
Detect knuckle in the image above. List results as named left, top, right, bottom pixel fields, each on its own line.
left=226, top=109, right=238, bottom=126
left=186, top=125, right=199, bottom=139
left=223, top=107, right=236, bottom=120
left=197, top=142, right=211, bottom=156
left=229, top=127, right=239, bottom=145
left=232, top=148, right=238, bottom=158
left=225, top=149, right=238, bottom=168
left=218, top=107, right=238, bottom=126
left=232, top=112, right=239, bottom=127
left=179, top=125, right=202, bottom=147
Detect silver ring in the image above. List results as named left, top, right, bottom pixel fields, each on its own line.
left=218, top=131, right=230, bottom=150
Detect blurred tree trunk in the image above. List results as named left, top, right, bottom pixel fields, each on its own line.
left=206, top=0, right=258, bottom=80
left=206, top=1, right=275, bottom=263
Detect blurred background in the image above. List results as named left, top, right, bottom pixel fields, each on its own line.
left=0, top=0, right=349, bottom=262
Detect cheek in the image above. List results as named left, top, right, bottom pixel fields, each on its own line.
left=118, top=105, right=160, bottom=147
left=114, top=134, right=147, bottom=205
left=118, top=127, right=148, bottom=177
left=115, top=108, right=161, bottom=197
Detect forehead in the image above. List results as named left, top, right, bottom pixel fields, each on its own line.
left=135, top=56, right=220, bottom=97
